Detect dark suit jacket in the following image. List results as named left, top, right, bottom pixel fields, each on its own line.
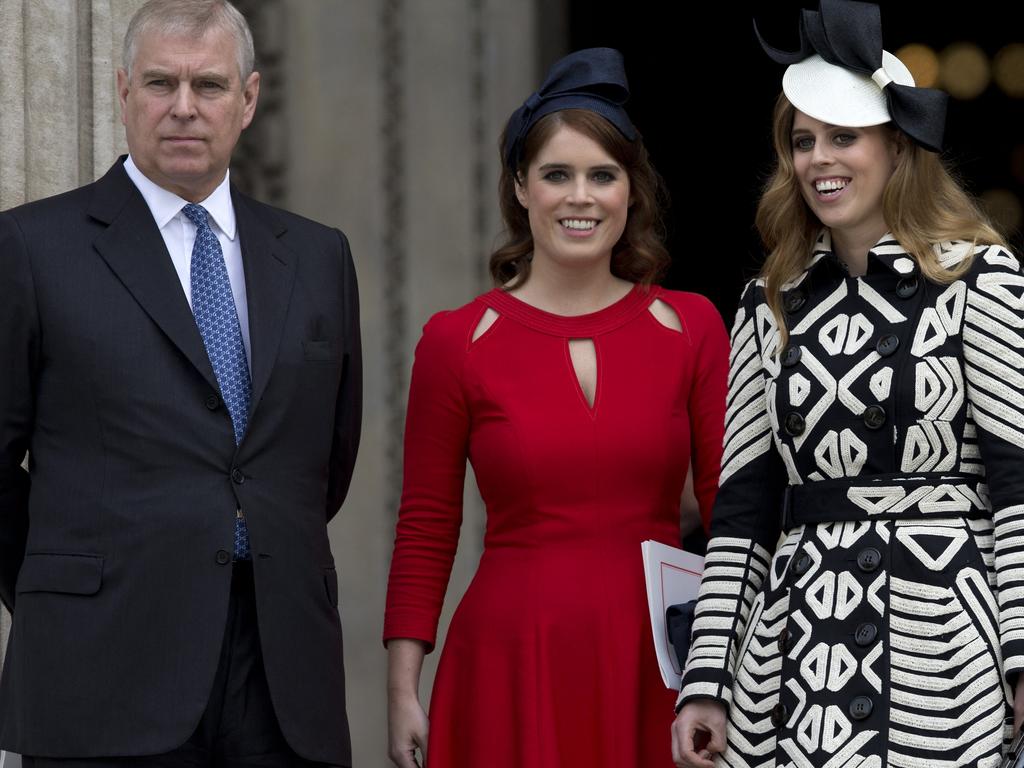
left=0, top=159, right=361, bottom=764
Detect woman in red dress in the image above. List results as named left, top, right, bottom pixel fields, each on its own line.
left=384, top=48, right=729, bottom=768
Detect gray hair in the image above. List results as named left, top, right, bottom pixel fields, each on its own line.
left=123, top=0, right=255, bottom=81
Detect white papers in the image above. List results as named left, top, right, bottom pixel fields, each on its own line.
left=642, top=540, right=704, bottom=689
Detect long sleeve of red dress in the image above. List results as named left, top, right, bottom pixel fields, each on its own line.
left=382, top=309, right=471, bottom=649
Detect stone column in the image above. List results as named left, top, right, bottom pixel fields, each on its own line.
left=0, top=0, right=142, bottom=676
left=282, top=0, right=539, bottom=762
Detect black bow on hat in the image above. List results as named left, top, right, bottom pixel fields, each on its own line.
left=502, top=47, right=637, bottom=172
left=755, top=0, right=948, bottom=152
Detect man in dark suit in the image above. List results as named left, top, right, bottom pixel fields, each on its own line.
left=0, top=1, right=360, bottom=765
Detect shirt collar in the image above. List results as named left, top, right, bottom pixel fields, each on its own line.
left=123, top=155, right=237, bottom=241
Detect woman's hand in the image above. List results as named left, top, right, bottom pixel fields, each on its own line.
left=388, top=689, right=429, bottom=768
left=387, top=638, right=430, bottom=767
left=671, top=699, right=727, bottom=768
left=1014, top=673, right=1024, bottom=735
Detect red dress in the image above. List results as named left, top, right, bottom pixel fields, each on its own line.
left=383, top=285, right=729, bottom=767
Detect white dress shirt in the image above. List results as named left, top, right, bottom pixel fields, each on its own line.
left=123, top=155, right=252, bottom=367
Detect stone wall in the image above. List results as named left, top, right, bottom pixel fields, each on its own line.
left=0, top=0, right=142, bottom=678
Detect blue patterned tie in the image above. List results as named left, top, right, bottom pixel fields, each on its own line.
left=182, top=203, right=252, bottom=560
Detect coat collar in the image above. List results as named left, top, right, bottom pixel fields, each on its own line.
left=808, top=229, right=920, bottom=278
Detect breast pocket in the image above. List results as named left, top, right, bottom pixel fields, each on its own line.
left=303, top=339, right=339, bottom=363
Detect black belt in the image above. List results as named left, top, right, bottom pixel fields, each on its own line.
left=781, top=473, right=990, bottom=531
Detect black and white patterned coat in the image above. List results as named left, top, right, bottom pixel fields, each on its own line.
left=680, top=231, right=1024, bottom=766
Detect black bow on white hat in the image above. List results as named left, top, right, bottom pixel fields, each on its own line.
left=756, top=0, right=948, bottom=152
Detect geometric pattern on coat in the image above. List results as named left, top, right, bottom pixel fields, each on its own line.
left=680, top=232, right=1024, bottom=766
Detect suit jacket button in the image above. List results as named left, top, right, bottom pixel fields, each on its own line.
left=784, top=412, right=806, bottom=436
left=896, top=276, right=919, bottom=299
left=875, top=334, right=900, bottom=357
left=862, top=404, right=886, bottom=430
left=781, top=345, right=802, bottom=368
left=770, top=702, right=788, bottom=727
left=216, top=550, right=231, bottom=565
left=231, top=468, right=245, bottom=485
left=205, top=393, right=221, bottom=410
left=854, top=622, right=878, bottom=647
left=857, top=547, right=882, bottom=573
left=849, top=695, right=873, bottom=721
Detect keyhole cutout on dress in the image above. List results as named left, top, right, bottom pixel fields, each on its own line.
left=472, top=307, right=500, bottom=342
left=569, top=338, right=597, bottom=409
left=648, top=298, right=682, bottom=332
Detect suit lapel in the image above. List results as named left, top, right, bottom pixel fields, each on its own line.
left=233, top=190, right=296, bottom=421
left=88, top=161, right=220, bottom=393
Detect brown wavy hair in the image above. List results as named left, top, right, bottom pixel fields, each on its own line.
left=490, top=109, right=669, bottom=288
left=756, top=94, right=1005, bottom=348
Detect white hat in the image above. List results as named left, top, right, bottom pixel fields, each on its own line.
left=756, top=0, right=947, bottom=151
left=782, top=50, right=915, bottom=127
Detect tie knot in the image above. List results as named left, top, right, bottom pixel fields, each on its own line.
left=182, top=203, right=210, bottom=230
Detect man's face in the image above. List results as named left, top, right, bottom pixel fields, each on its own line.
left=117, top=25, right=259, bottom=202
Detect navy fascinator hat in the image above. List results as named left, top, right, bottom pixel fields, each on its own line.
left=502, top=47, right=637, bottom=172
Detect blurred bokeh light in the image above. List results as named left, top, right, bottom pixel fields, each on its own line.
left=940, top=42, right=990, bottom=99
left=896, top=44, right=940, bottom=88
left=993, top=43, right=1024, bottom=98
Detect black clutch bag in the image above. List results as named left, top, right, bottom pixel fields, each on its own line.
left=666, top=599, right=698, bottom=667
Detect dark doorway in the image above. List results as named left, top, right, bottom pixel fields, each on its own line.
left=567, top=1, right=1024, bottom=323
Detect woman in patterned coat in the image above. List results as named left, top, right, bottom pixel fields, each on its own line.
left=673, top=2, right=1022, bottom=766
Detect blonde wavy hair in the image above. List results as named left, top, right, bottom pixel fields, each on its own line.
left=756, top=94, right=1005, bottom=348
